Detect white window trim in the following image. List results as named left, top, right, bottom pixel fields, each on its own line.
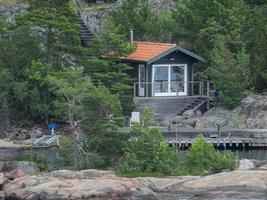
left=138, top=64, right=145, bottom=97
left=152, top=64, right=188, bottom=96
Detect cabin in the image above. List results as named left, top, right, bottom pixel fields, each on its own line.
left=121, top=42, right=212, bottom=125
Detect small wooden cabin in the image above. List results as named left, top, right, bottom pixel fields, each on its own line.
left=122, top=42, right=206, bottom=97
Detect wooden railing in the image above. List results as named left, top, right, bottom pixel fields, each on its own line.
left=133, top=81, right=215, bottom=97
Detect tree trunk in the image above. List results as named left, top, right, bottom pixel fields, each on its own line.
left=68, top=104, right=81, bottom=170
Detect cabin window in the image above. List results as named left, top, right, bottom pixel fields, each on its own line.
left=152, top=64, right=187, bottom=96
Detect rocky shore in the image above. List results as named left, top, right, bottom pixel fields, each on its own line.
left=0, top=160, right=266, bottom=200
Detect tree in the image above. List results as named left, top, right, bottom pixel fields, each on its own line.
left=172, top=0, right=249, bottom=53
left=82, top=86, right=130, bottom=167
left=83, top=21, right=134, bottom=113
left=206, top=41, right=252, bottom=109
left=0, top=0, right=84, bottom=124
left=185, top=135, right=236, bottom=175
left=48, top=68, right=93, bottom=170
left=246, top=4, right=267, bottom=92
left=15, top=0, right=81, bottom=66
left=118, top=107, right=178, bottom=176
left=110, top=0, right=151, bottom=40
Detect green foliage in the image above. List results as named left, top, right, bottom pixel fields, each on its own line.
left=184, top=135, right=236, bottom=175
left=108, top=0, right=174, bottom=42
left=247, top=4, right=267, bottom=91
left=118, top=107, right=178, bottom=176
left=207, top=43, right=252, bottom=109
left=58, top=137, right=75, bottom=168
left=82, top=86, right=130, bottom=167
left=25, top=151, right=49, bottom=172
left=173, top=0, right=249, bottom=53
left=110, top=0, right=151, bottom=40
left=84, top=20, right=134, bottom=112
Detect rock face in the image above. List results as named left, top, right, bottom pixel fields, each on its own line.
left=238, top=159, right=255, bottom=170
left=2, top=169, right=267, bottom=199
left=0, top=4, right=27, bottom=24
left=80, top=0, right=178, bottom=35
left=175, top=95, right=267, bottom=129
left=0, top=161, right=39, bottom=177
left=235, top=95, right=267, bottom=129
left=4, top=169, right=157, bottom=200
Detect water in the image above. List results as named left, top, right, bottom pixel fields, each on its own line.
left=177, top=149, right=267, bottom=162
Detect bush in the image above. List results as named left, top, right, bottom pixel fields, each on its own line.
left=25, top=151, right=49, bottom=172
left=184, top=135, right=236, bottom=175
left=118, top=107, right=178, bottom=176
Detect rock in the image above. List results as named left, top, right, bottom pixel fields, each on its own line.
left=178, top=170, right=267, bottom=194
left=17, top=133, right=27, bottom=140
left=235, top=95, right=267, bottom=128
left=0, top=173, right=8, bottom=188
left=183, top=110, right=195, bottom=119
left=259, top=164, right=267, bottom=170
left=4, top=169, right=267, bottom=200
left=45, top=169, right=115, bottom=179
left=0, top=191, right=5, bottom=200
left=8, top=169, right=26, bottom=180
left=238, top=159, right=255, bottom=170
left=4, top=170, right=157, bottom=200
left=1, top=161, right=39, bottom=176
left=0, top=4, right=27, bottom=24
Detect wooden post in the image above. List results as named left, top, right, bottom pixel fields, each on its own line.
left=176, top=82, right=179, bottom=96
left=199, top=82, right=201, bottom=96
left=133, top=82, right=136, bottom=97
left=207, top=82, right=210, bottom=109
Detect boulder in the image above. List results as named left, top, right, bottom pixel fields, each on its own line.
left=4, top=170, right=157, bottom=200
left=8, top=169, right=26, bottom=180
left=238, top=159, right=255, bottom=170
left=45, top=169, right=115, bottom=179
left=258, top=164, right=267, bottom=170
left=4, top=169, right=267, bottom=200
left=178, top=170, right=267, bottom=193
left=183, top=110, right=195, bottom=119
left=235, top=95, right=267, bottom=128
left=17, top=133, right=27, bottom=140
left=1, top=161, right=39, bottom=176
left=0, top=173, right=8, bottom=188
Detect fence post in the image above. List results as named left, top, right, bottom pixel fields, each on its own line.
left=133, top=83, right=136, bottom=97
left=176, top=82, right=179, bottom=96
left=207, top=82, right=210, bottom=109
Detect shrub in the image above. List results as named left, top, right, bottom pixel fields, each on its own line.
left=185, top=135, right=236, bottom=175
left=118, top=107, right=178, bottom=176
left=25, top=151, right=49, bottom=172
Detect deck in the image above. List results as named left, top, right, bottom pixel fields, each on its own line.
left=119, top=127, right=267, bottom=149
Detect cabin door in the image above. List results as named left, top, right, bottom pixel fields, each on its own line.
left=152, top=64, right=187, bottom=96
left=138, top=64, right=145, bottom=97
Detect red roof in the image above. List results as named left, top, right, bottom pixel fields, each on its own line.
left=123, top=42, right=176, bottom=62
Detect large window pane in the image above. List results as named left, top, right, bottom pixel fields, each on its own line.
left=171, top=65, right=185, bottom=93
left=154, top=66, right=168, bottom=93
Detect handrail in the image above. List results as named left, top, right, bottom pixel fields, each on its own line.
left=133, top=81, right=215, bottom=97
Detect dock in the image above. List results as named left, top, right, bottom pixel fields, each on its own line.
left=167, top=137, right=267, bottom=149
left=119, top=127, right=267, bottom=149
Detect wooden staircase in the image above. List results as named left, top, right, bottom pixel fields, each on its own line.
left=134, top=97, right=209, bottom=124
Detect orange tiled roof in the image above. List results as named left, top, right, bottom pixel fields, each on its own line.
left=123, top=42, right=176, bottom=62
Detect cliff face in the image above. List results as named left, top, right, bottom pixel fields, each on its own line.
left=79, top=0, right=178, bottom=35
left=0, top=2, right=27, bottom=24
left=0, top=0, right=177, bottom=34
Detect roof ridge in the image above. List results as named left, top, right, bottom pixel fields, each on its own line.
left=136, top=41, right=176, bottom=46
